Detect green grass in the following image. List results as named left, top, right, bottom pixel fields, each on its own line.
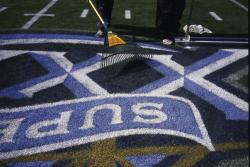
left=180, top=0, right=248, bottom=34
left=0, top=0, right=248, bottom=37
left=0, top=0, right=49, bottom=29
left=238, top=75, right=249, bottom=88
left=237, top=0, right=248, bottom=8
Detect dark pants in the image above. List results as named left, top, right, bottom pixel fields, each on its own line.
left=95, top=0, right=114, bottom=28
left=156, top=0, right=185, bottom=37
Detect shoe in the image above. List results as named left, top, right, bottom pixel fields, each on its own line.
left=159, top=32, right=175, bottom=45
left=95, top=29, right=105, bottom=37
left=162, top=34, right=175, bottom=45
left=162, top=38, right=175, bottom=45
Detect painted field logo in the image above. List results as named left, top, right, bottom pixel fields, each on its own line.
left=0, top=94, right=214, bottom=159
left=0, top=34, right=248, bottom=164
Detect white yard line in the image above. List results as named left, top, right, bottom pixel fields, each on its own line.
left=21, top=0, right=58, bottom=29
left=24, top=13, right=55, bottom=17
left=209, top=11, right=223, bottom=21
left=125, top=10, right=131, bottom=19
left=230, top=0, right=248, bottom=12
left=0, top=7, right=8, bottom=13
left=80, top=9, right=89, bottom=18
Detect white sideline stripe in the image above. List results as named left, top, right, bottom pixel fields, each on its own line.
left=0, top=7, right=7, bottom=13
left=21, top=0, right=58, bottom=29
left=125, top=10, right=131, bottom=19
left=24, top=13, right=55, bottom=17
left=80, top=9, right=89, bottom=18
left=230, top=0, right=248, bottom=12
left=209, top=11, right=223, bottom=21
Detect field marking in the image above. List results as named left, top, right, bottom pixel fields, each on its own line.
left=125, top=10, right=131, bottom=19
left=0, top=7, right=8, bottom=13
left=223, top=66, right=248, bottom=94
left=24, top=13, right=55, bottom=17
left=21, top=0, right=58, bottom=29
left=187, top=49, right=248, bottom=112
left=80, top=9, right=89, bottom=18
left=209, top=11, right=223, bottom=21
left=230, top=0, right=248, bottom=12
left=20, top=75, right=68, bottom=98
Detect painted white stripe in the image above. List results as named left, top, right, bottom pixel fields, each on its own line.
left=80, top=9, right=89, bottom=18
left=176, top=40, right=248, bottom=45
left=71, top=62, right=109, bottom=95
left=209, top=11, right=223, bottom=21
left=138, top=43, right=180, bottom=53
left=0, top=50, right=63, bottom=61
left=21, top=0, right=58, bottom=29
left=44, top=52, right=73, bottom=72
left=230, top=0, right=248, bottom=12
left=187, top=49, right=249, bottom=112
left=0, top=128, right=214, bottom=160
left=0, top=50, right=72, bottom=73
left=24, top=13, right=55, bottom=17
left=20, top=75, right=68, bottom=98
left=0, top=7, right=7, bottom=13
left=0, top=50, right=24, bottom=61
left=152, top=55, right=184, bottom=75
left=189, top=49, right=247, bottom=77
left=149, top=78, right=184, bottom=95
left=125, top=10, right=131, bottom=19
left=0, top=39, right=103, bottom=46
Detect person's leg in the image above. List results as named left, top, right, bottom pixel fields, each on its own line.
left=171, top=0, right=185, bottom=35
left=95, top=0, right=114, bottom=37
left=156, top=0, right=185, bottom=44
left=103, top=0, right=114, bottom=26
left=156, top=0, right=173, bottom=37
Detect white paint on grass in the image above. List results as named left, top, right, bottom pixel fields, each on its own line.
left=20, top=75, right=68, bottom=98
left=0, top=94, right=216, bottom=158
left=22, top=0, right=58, bottom=29
left=149, top=78, right=184, bottom=95
left=80, top=9, right=89, bottom=18
left=209, top=11, right=223, bottom=21
left=24, top=13, right=55, bottom=17
left=125, top=10, right=131, bottom=19
left=0, top=7, right=7, bottom=13
left=186, top=49, right=249, bottom=112
left=71, top=62, right=109, bottom=95
left=0, top=38, right=103, bottom=46
left=230, top=0, right=248, bottom=12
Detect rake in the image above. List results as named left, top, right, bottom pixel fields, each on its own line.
left=88, top=0, right=153, bottom=75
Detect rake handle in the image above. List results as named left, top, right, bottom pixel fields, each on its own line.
left=88, top=0, right=105, bottom=26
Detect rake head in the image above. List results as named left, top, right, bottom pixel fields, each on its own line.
left=101, top=32, right=153, bottom=76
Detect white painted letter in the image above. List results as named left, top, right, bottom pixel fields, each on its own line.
left=0, top=118, right=24, bottom=144
left=26, top=111, right=72, bottom=139
left=80, top=104, right=123, bottom=129
left=132, top=103, right=167, bottom=124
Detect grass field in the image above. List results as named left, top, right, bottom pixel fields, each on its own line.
left=0, top=0, right=248, bottom=37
